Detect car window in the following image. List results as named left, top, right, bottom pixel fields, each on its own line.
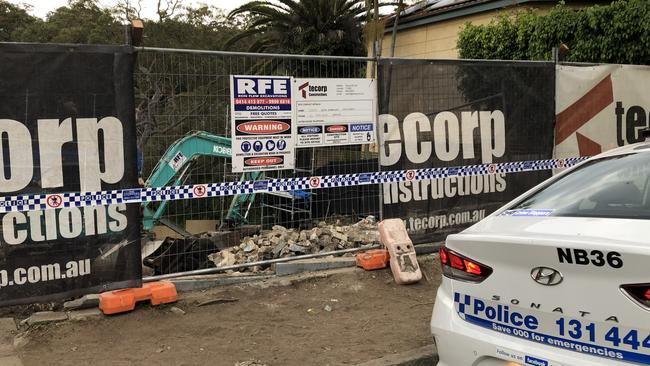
left=514, top=153, right=650, bottom=219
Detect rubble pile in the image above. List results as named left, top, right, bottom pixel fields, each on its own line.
left=208, top=216, right=379, bottom=271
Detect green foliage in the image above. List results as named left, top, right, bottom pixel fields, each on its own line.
left=0, top=1, right=37, bottom=41
left=11, top=0, right=123, bottom=44
left=139, top=6, right=246, bottom=50
left=457, top=0, right=650, bottom=64
left=226, top=0, right=375, bottom=56
left=1, top=0, right=249, bottom=49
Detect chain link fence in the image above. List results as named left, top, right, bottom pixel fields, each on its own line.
left=135, top=48, right=381, bottom=275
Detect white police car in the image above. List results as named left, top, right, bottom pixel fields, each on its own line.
left=431, top=140, right=650, bottom=365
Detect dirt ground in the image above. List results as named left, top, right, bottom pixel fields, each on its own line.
left=17, top=256, right=441, bottom=366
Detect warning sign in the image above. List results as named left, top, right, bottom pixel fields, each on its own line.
left=230, top=75, right=295, bottom=172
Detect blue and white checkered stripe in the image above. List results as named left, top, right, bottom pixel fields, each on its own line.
left=204, top=182, right=253, bottom=197
left=267, top=178, right=310, bottom=192
left=142, top=186, right=193, bottom=201
left=454, top=292, right=472, bottom=320
left=64, top=191, right=122, bottom=207
left=320, top=174, right=358, bottom=187
left=415, top=168, right=447, bottom=180
left=371, top=171, right=409, bottom=183
left=0, top=193, right=46, bottom=212
left=0, top=157, right=590, bottom=213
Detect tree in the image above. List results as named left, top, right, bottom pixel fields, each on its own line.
left=137, top=5, right=245, bottom=50
left=0, top=1, right=37, bottom=41
left=226, top=0, right=385, bottom=56
left=12, top=0, right=123, bottom=44
left=457, top=0, right=650, bottom=64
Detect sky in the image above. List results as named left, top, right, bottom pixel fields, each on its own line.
left=6, top=0, right=254, bottom=19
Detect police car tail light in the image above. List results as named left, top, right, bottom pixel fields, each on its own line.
left=449, top=252, right=464, bottom=270
left=439, top=247, right=448, bottom=265
left=621, top=283, right=650, bottom=309
left=439, top=246, right=492, bottom=282
left=463, top=260, right=481, bottom=275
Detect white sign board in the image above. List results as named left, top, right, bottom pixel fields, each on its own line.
left=230, top=75, right=295, bottom=172
left=293, top=78, right=377, bottom=147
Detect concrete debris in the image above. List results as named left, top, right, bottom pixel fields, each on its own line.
left=242, top=241, right=258, bottom=253
left=67, top=308, right=103, bottom=322
left=20, top=311, right=68, bottom=327
left=235, top=361, right=267, bottom=366
left=288, top=243, right=309, bottom=254
left=208, top=217, right=379, bottom=272
left=274, top=257, right=357, bottom=276
left=272, top=242, right=287, bottom=257
left=12, top=334, right=29, bottom=350
left=196, top=298, right=239, bottom=307
left=331, top=231, right=348, bottom=243
left=156, top=345, right=171, bottom=353
left=208, top=250, right=237, bottom=268
left=278, top=279, right=293, bottom=287
left=63, top=294, right=100, bottom=310
left=170, top=307, right=186, bottom=315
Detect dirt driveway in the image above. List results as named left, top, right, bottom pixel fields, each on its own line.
left=18, top=256, right=441, bottom=366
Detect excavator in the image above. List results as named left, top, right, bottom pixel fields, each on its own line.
left=141, top=130, right=314, bottom=274
left=142, top=130, right=265, bottom=234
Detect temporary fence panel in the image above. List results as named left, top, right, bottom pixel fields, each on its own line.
left=4, top=42, right=637, bottom=300
left=135, top=48, right=380, bottom=275
left=377, top=59, right=556, bottom=244
left=555, top=63, right=650, bottom=159
left=0, top=43, right=140, bottom=306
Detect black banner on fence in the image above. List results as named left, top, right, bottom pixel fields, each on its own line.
left=0, top=43, right=141, bottom=306
left=378, top=60, right=555, bottom=244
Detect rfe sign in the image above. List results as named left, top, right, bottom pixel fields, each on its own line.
left=234, top=77, right=289, bottom=97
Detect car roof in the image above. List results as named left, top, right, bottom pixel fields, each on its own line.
left=588, top=140, right=650, bottom=160
left=471, top=139, right=650, bottom=221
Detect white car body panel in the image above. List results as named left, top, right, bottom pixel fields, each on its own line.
left=431, top=142, right=650, bottom=366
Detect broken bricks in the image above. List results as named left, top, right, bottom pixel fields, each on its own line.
left=208, top=216, right=379, bottom=272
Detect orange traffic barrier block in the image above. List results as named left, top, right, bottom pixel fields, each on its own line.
left=99, top=281, right=177, bottom=315
left=356, top=249, right=390, bottom=270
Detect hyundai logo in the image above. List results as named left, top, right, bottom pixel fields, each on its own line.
left=530, top=267, right=563, bottom=286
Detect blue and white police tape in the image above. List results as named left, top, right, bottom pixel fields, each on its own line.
left=0, top=157, right=589, bottom=213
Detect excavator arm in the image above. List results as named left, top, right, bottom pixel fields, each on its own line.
left=142, top=131, right=263, bottom=232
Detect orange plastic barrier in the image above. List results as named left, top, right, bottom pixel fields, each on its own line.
left=99, top=281, right=177, bottom=315
left=355, top=249, right=390, bottom=270
left=378, top=219, right=422, bottom=284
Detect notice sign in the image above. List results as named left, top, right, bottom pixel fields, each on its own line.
left=294, top=78, right=377, bottom=147
left=230, top=75, right=295, bottom=172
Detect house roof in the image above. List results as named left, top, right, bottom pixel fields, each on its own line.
left=383, top=0, right=555, bottom=33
